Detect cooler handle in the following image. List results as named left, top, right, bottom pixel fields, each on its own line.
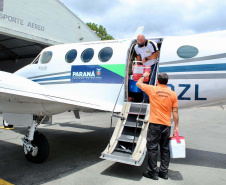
left=173, top=131, right=181, bottom=143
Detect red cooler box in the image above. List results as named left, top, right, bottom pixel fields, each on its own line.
left=133, top=65, right=151, bottom=82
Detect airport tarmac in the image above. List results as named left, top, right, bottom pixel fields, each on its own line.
left=0, top=107, right=226, bottom=185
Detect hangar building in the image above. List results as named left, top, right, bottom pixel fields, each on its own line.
left=0, top=0, right=99, bottom=72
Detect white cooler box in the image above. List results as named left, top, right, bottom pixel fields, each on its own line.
left=169, top=132, right=186, bottom=158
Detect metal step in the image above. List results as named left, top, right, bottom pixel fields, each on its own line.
left=100, top=150, right=146, bottom=166
left=115, top=141, right=134, bottom=154
left=127, top=112, right=145, bottom=115
left=100, top=151, right=137, bottom=166
left=124, top=114, right=144, bottom=128
left=129, top=103, right=148, bottom=114
left=115, top=147, right=132, bottom=154
left=111, top=151, right=132, bottom=158
left=116, top=134, right=139, bottom=143
left=124, top=121, right=143, bottom=128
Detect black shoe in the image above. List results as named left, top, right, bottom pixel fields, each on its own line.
left=158, top=171, right=168, bottom=180
left=143, top=171, right=158, bottom=180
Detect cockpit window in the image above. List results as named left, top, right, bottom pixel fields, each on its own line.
left=177, top=45, right=199, bottom=59
left=32, top=54, right=40, bottom=64
left=40, top=51, right=53, bottom=64
left=65, top=49, right=77, bottom=63
left=98, top=47, right=113, bottom=62
left=81, top=48, right=94, bottom=63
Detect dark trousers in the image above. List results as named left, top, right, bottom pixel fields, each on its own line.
left=147, top=123, right=171, bottom=174
left=143, top=63, right=157, bottom=102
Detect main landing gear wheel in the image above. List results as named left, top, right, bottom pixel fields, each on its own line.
left=3, top=120, right=14, bottom=128
left=23, top=131, right=49, bottom=163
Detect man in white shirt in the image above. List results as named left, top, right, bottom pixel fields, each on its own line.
left=134, top=34, right=159, bottom=102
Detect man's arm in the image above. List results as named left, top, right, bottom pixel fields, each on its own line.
left=135, top=55, right=142, bottom=65
left=172, top=107, right=179, bottom=135
left=148, top=51, right=159, bottom=60
left=136, top=72, right=150, bottom=89
left=134, top=46, right=141, bottom=61
left=136, top=55, right=141, bottom=61
left=141, top=51, right=159, bottom=64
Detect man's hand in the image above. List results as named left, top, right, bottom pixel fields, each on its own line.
left=136, top=72, right=150, bottom=89
left=141, top=58, right=147, bottom=64
left=173, top=126, right=179, bottom=136
left=143, top=72, right=150, bottom=78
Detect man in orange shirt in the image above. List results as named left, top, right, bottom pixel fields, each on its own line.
left=136, top=72, right=179, bottom=180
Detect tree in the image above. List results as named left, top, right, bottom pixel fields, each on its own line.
left=86, top=22, right=114, bottom=40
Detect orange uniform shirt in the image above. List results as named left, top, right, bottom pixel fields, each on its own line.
left=141, top=84, right=178, bottom=126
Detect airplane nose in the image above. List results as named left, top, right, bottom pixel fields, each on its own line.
left=13, top=65, right=31, bottom=78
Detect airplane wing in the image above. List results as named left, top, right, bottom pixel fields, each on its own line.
left=0, top=71, right=119, bottom=116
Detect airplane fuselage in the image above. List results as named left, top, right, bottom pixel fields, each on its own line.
left=14, top=33, right=226, bottom=113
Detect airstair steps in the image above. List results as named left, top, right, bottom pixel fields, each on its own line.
left=124, top=122, right=143, bottom=128
left=116, top=134, right=139, bottom=143
left=127, top=112, right=145, bottom=115
left=114, top=147, right=132, bottom=154
left=129, top=104, right=147, bottom=114
left=124, top=114, right=144, bottom=128
left=111, top=151, right=132, bottom=157
left=100, top=102, right=150, bottom=166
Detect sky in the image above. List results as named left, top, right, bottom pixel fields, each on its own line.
left=60, top=0, right=226, bottom=39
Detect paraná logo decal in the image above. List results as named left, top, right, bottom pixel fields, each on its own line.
left=71, top=65, right=124, bottom=84
left=96, top=68, right=101, bottom=76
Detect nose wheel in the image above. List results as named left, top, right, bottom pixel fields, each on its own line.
left=23, top=131, right=49, bottom=163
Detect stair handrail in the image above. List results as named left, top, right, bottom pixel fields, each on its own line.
left=108, top=78, right=125, bottom=150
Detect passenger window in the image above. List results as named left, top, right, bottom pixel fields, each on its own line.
left=81, top=48, right=94, bottom=63
left=40, top=51, right=53, bottom=64
left=65, top=49, right=77, bottom=63
left=32, top=55, right=40, bottom=64
left=177, top=45, right=199, bottom=59
left=98, top=47, right=113, bottom=62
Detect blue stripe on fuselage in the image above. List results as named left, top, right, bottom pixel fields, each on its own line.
left=32, top=75, right=70, bottom=82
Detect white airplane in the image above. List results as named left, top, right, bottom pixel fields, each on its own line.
left=0, top=28, right=226, bottom=164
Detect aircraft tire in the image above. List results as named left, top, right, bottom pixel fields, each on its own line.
left=24, top=131, right=49, bottom=163
left=3, top=120, right=14, bottom=128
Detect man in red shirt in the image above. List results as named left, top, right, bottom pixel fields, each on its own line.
left=136, top=72, right=179, bottom=180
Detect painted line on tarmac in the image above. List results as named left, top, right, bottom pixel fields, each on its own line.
left=0, top=178, right=14, bottom=185
left=0, top=127, right=14, bottom=130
